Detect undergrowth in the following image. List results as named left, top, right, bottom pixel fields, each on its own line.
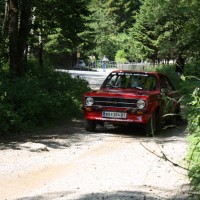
left=0, top=68, right=90, bottom=134
left=153, top=64, right=200, bottom=196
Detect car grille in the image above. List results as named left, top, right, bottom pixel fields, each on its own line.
left=89, top=97, right=138, bottom=108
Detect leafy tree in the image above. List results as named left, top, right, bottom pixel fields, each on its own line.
left=180, top=0, right=200, bottom=61
left=106, top=0, right=140, bottom=32
left=145, top=0, right=190, bottom=60
left=31, top=0, right=90, bottom=67
left=81, top=0, right=140, bottom=61
left=1, top=0, right=90, bottom=75
left=128, top=0, right=159, bottom=63
left=129, top=0, right=200, bottom=63
left=83, top=0, right=118, bottom=59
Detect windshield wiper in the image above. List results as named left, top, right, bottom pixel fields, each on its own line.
left=132, top=86, right=143, bottom=90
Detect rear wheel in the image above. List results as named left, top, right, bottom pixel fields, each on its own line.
left=166, top=106, right=181, bottom=125
left=85, top=119, right=96, bottom=132
left=155, top=112, right=162, bottom=132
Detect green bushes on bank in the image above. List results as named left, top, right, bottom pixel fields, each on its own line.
left=155, top=64, right=200, bottom=195
left=0, top=69, right=90, bottom=134
left=186, top=84, right=200, bottom=193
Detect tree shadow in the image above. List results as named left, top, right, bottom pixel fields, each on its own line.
left=16, top=187, right=192, bottom=200
left=0, top=118, right=188, bottom=151
left=0, top=119, right=88, bottom=151
left=96, top=122, right=187, bottom=142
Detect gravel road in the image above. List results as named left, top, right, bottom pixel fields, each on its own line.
left=0, top=119, right=194, bottom=200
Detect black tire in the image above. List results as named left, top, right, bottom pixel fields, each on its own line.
left=145, top=112, right=156, bottom=136
left=166, top=107, right=180, bottom=125
left=155, top=112, right=162, bottom=132
left=85, top=119, right=96, bottom=132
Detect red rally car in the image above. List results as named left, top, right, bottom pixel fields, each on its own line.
left=82, top=70, right=181, bottom=135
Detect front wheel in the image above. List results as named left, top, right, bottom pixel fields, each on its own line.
left=85, top=119, right=96, bottom=132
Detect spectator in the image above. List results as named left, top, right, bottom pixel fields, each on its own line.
left=175, top=55, right=184, bottom=78
left=90, top=55, right=96, bottom=68
left=102, top=55, right=108, bottom=72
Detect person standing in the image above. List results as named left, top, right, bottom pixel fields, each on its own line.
left=90, top=55, right=96, bottom=68
left=102, top=55, right=108, bottom=72
left=175, top=55, right=184, bottom=78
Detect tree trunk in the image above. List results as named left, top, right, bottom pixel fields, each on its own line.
left=9, top=0, right=31, bottom=76
left=38, top=31, right=43, bottom=69
left=2, top=0, right=9, bottom=36
left=0, top=1, right=10, bottom=65
left=9, top=0, right=19, bottom=76
left=18, top=0, right=31, bottom=75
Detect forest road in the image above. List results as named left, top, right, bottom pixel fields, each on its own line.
left=0, top=119, right=192, bottom=200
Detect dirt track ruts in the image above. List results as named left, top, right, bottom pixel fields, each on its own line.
left=0, top=120, right=193, bottom=200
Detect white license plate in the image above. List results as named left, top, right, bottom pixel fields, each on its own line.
left=102, top=111, right=127, bottom=119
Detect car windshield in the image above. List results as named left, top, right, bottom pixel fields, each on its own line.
left=101, top=72, right=158, bottom=91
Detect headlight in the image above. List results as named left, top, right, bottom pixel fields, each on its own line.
left=85, top=97, right=94, bottom=106
left=137, top=99, right=145, bottom=109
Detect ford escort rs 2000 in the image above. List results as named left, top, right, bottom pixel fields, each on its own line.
left=82, top=70, right=181, bottom=135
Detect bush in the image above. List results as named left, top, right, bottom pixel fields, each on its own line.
left=147, top=64, right=182, bottom=90
left=0, top=69, right=90, bottom=134
left=154, top=64, right=200, bottom=194
left=186, top=87, right=200, bottom=193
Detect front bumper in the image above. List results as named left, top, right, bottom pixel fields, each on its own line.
left=83, top=106, right=151, bottom=124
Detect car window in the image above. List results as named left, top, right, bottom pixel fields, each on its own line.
left=101, top=72, right=157, bottom=91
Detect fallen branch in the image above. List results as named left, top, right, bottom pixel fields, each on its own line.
left=140, top=142, right=188, bottom=171
left=188, top=191, right=200, bottom=196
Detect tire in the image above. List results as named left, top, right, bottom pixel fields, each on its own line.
left=145, top=112, right=156, bottom=136
left=85, top=119, right=96, bottom=132
left=155, top=112, right=162, bottom=132
left=166, top=107, right=180, bottom=125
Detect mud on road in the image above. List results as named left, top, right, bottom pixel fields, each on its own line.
left=0, top=119, right=194, bottom=200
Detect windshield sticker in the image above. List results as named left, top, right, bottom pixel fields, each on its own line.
left=111, top=72, right=148, bottom=77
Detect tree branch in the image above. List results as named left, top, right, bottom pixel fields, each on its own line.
left=140, top=142, right=188, bottom=171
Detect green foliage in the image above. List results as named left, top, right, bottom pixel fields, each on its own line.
left=128, top=0, right=159, bottom=62
left=166, top=63, right=200, bottom=194
left=0, top=68, right=90, bottom=134
left=128, top=0, right=200, bottom=62
left=81, top=0, right=140, bottom=60
left=152, top=64, right=200, bottom=194
left=186, top=87, right=200, bottom=193
left=115, top=50, right=127, bottom=63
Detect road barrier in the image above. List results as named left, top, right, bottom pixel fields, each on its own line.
left=88, top=60, right=150, bottom=71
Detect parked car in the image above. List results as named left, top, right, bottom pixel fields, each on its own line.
left=82, top=70, right=181, bottom=135
left=74, top=60, right=86, bottom=68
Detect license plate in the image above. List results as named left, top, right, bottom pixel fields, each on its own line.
left=102, top=111, right=127, bottom=119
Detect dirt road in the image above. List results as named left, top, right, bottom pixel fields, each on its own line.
left=0, top=120, right=192, bottom=200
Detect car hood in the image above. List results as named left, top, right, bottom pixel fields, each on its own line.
left=85, top=88, right=159, bottom=99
